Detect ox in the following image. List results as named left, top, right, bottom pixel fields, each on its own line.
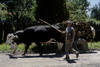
left=6, top=24, right=65, bottom=56
left=6, top=30, right=24, bottom=54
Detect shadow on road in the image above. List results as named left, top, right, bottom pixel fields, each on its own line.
left=66, top=59, right=78, bottom=63
left=6, top=50, right=97, bottom=62
left=7, top=53, right=78, bottom=63
left=58, top=58, right=78, bottom=63
left=6, top=53, right=65, bottom=59
left=80, top=51, right=97, bottom=54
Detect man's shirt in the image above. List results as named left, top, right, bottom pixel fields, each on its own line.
left=65, top=26, right=75, bottom=40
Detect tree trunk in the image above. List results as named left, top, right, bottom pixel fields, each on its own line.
left=4, top=21, right=8, bottom=42
left=0, top=20, right=3, bottom=44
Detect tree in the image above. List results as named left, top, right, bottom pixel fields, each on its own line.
left=0, top=2, right=7, bottom=18
left=35, top=0, right=69, bottom=24
left=0, top=3, right=7, bottom=43
left=0, top=0, right=37, bottom=31
left=91, top=3, right=100, bottom=20
left=66, top=0, right=90, bottom=21
left=1, top=0, right=69, bottom=24
left=0, top=0, right=36, bottom=22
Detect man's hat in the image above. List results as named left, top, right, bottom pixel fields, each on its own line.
left=66, top=21, right=72, bottom=24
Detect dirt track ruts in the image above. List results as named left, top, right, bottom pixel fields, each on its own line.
left=0, top=50, right=100, bottom=67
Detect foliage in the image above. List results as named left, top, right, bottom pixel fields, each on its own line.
left=86, top=18, right=100, bottom=24
left=35, top=0, right=69, bottom=24
left=0, top=2, right=7, bottom=18
left=0, top=43, right=34, bottom=51
left=91, top=2, right=100, bottom=20
left=1, top=42, right=100, bottom=52
left=0, top=0, right=36, bottom=22
left=0, top=0, right=91, bottom=23
left=88, top=42, right=100, bottom=49
left=66, top=0, right=90, bottom=21
left=1, top=0, right=70, bottom=24
left=0, top=43, right=10, bottom=51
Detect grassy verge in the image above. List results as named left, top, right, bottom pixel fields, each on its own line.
left=0, top=42, right=100, bottom=52
left=88, top=42, right=100, bottom=49
left=0, top=43, right=35, bottom=52
left=0, top=43, right=11, bottom=51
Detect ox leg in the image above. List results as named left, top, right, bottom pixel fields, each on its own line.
left=35, top=42, right=43, bottom=56
left=43, top=43, right=47, bottom=50
left=22, top=44, right=29, bottom=56
left=12, top=48, right=17, bottom=54
left=56, top=42, right=63, bottom=54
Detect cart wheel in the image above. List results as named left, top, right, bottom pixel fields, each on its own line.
left=73, top=38, right=88, bottom=53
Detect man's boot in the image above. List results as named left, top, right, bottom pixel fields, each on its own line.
left=76, top=51, right=79, bottom=58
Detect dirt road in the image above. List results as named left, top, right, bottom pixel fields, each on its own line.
left=0, top=50, right=100, bottom=67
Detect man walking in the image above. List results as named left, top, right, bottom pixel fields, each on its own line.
left=59, top=21, right=79, bottom=59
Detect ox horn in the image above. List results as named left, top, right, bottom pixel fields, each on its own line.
left=12, top=35, right=18, bottom=40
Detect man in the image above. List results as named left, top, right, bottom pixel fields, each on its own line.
left=58, top=21, right=79, bottom=59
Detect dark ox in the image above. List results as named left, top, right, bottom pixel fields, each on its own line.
left=6, top=24, right=65, bottom=56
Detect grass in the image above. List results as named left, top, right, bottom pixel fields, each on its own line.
left=0, top=43, right=11, bottom=51
left=0, top=43, right=35, bottom=52
left=0, top=42, right=100, bottom=52
left=88, top=42, right=100, bottom=49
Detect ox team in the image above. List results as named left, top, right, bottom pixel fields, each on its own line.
left=6, top=21, right=79, bottom=59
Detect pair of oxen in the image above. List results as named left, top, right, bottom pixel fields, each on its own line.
left=6, top=23, right=65, bottom=56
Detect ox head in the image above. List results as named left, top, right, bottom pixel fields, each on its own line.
left=6, top=33, right=18, bottom=50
